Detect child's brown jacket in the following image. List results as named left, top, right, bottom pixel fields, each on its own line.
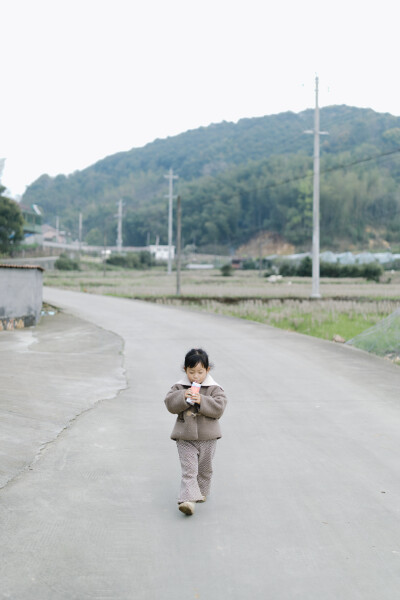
left=164, top=374, right=227, bottom=441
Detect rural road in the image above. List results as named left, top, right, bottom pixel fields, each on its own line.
left=1, top=288, right=400, bottom=600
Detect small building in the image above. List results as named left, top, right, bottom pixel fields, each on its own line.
left=42, top=223, right=67, bottom=244
left=148, top=244, right=175, bottom=262
left=0, top=264, right=44, bottom=329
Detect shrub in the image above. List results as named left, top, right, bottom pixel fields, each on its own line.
left=220, top=263, right=233, bottom=277
left=55, top=253, right=80, bottom=271
left=320, top=262, right=341, bottom=277
left=277, top=257, right=383, bottom=281
left=106, top=253, right=139, bottom=268
left=297, top=256, right=312, bottom=276
left=106, top=251, right=155, bottom=269
left=138, top=250, right=155, bottom=268
left=278, top=261, right=298, bottom=277
left=242, top=259, right=257, bottom=270
left=360, top=263, right=383, bottom=282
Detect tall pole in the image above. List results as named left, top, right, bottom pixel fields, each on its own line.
left=305, top=76, right=328, bottom=298
left=116, top=199, right=123, bottom=253
left=258, top=236, right=263, bottom=277
left=176, top=195, right=182, bottom=295
left=103, top=231, right=107, bottom=278
left=164, top=168, right=178, bottom=274
left=78, top=212, right=82, bottom=254
left=312, top=76, right=321, bottom=298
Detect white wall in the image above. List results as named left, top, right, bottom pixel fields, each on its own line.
left=0, top=267, right=43, bottom=326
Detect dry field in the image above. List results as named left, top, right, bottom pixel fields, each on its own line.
left=44, top=265, right=400, bottom=300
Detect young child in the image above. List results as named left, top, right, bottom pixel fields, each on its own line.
left=164, top=348, right=228, bottom=516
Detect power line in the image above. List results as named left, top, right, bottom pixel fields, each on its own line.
left=320, top=146, right=400, bottom=175
left=232, top=145, right=400, bottom=194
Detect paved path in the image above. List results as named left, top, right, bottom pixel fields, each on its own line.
left=1, top=288, right=400, bottom=600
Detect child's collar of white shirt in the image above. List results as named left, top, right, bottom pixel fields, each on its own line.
left=176, top=373, right=220, bottom=387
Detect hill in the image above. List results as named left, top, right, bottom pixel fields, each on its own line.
left=22, top=105, right=400, bottom=252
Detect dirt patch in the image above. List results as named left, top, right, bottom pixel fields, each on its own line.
left=236, top=231, right=296, bottom=257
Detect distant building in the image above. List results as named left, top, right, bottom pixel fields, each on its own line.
left=148, top=244, right=175, bottom=262
left=42, top=224, right=67, bottom=244
left=19, top=203, right=43, bottom=244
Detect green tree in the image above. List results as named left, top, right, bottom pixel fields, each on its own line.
left=283, top=177, right=313, bottom=245
left=0, top=187, right=24, bottom=254
left=86, top=228, right=103, bottom=246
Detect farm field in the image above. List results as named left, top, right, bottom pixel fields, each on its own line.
left=44, top=264, right=400, bottom=347
left=44, top=263, right=400, bottom=300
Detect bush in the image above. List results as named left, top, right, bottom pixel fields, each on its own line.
left=277, top=257, right=383, bottom=281
left=360, top=262, right=383, bottom=282
left=106, top=253, right=140, bottom=268
left=319, top=262, right=341, bottom=277
left=106, top=251, right=155, bottom=269
left=55, top=253, right=80, bottom=271
left=383, top=259, right=400, bottom=271
left=220, top=263, right=233, bottom=277
left=242, top=259, right=257, bottom=270
left=277, top=261, right=298, bottom=277
left=138, top=250, right=155, bottom=268
left=297, top=256, right=312, bottom=276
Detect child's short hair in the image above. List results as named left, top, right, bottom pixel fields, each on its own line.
left=184, top=348, right=210, bottom=370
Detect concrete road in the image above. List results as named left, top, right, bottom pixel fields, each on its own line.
left=1, top=288, right=400, bottom=600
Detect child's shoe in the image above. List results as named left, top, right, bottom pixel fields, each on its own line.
left=178, top=501, right=195, bottom=515
left=197, top=496, right=206, bottom=503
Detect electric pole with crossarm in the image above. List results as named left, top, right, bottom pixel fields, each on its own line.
left=304, top=75, right=328, bottom=298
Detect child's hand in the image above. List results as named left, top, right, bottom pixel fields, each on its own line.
left=185, top=390, right=201, bottom=404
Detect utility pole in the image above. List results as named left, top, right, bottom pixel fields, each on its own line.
left=164, top=168, right=178, bottom=274
left=116, top=199, right=123, bottom=253
left=304, top=76, right=328, bottom=298
left=103, top=231, right=107, bottom=277
left=78, top=212, right=82, bottom=254
left=176, top=195, right=182, bottom=295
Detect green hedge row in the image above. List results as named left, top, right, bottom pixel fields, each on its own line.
left=106, top=251, right=155, bottom=269
left=278, top=256, right=383, bottom=281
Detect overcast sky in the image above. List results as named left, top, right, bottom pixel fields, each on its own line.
left=1, top=0, right=399, bottom=198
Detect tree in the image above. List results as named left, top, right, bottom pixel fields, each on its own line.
left=0, top=187, right=24, bottom=254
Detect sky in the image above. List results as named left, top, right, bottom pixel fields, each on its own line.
left=0, top=0, right=399, bottom=198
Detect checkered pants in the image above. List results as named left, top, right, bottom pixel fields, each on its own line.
left=176, top=439, right=218, bottom=503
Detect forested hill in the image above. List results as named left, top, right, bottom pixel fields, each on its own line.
left=23, top=105, right=400, bottom=251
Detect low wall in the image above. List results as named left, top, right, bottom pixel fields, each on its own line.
left=0, top=265, right=44, bottom=329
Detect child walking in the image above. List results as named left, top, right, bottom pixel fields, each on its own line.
left=164, top=348, right=228, bottom=516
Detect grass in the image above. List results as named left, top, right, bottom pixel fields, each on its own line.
left=146, top=297, right=398, bottom=342
left=44, top=260, right=400, bottom=357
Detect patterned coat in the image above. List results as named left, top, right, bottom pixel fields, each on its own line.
left=164, top=373, right=227, bottom=441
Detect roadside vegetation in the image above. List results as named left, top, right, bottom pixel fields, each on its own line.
left=44, top=259, right=400, bottom=354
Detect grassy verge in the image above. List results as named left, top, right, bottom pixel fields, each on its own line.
left=44, top=264, right=400, bottom=355
left=143, top=297, right=398, bottom=342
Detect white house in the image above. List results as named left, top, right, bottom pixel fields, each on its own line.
left=148, top=244, right=175, bottom=261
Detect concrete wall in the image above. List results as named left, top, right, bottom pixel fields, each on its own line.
left=0, top=266, right=43, bottom=329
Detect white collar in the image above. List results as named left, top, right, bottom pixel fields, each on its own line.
left=176, top=373, right=220, bottom=387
